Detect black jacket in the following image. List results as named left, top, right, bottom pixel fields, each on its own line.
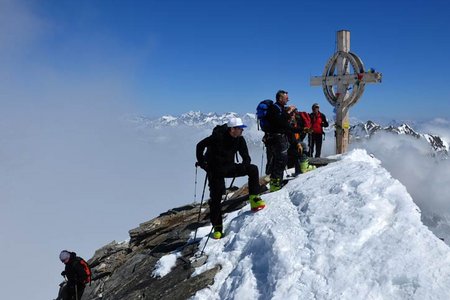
left=63, top=252, right=88, bottom=286
left=265, top=102, right=302, bottom=136
left=196, top=125, right=251, bottom=172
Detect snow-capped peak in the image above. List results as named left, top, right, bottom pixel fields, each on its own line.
left=131, top=111, right=252, bottom=128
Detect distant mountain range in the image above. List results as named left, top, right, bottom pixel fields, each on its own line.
left=350, top=120, right=448, bottom=155
left=128, top=112, right=449, bottom=156
left=128, top=111, right=255, bottom=129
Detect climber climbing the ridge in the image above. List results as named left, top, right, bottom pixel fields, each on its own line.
left=196, top=117, right=265, bottom=240
left=56, top=250, right=91, bottom=300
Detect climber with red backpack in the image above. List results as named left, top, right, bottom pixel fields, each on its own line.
left=57, top=250, right=92, bottom=300
left=287, top=108, right=316, bottom=175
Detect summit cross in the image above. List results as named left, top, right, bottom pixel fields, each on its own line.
left=310, top=30, right=382, bottom=154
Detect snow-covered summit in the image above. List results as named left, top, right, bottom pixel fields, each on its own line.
left=190, top=149, right=450, bottom=299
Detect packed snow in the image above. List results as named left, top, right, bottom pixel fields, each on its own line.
left=171, top=149, right=450, bottom=299
left=152, top=252, right=181, bottom=278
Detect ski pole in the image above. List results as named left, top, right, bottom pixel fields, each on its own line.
left=75, top=284, right=78, bottom=300
left=199, top=227, right=214, bottom=257
left=193, top=173, right=208, bottom=242
left=194, top=165, right=198, bottom=204
left=260, top=144, right=265, bottom=177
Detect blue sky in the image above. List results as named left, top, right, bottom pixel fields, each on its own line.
left=2, top=0, right=450, bottom=121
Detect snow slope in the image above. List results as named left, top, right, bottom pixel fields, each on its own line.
left=184, top=149, right=450, bottom=299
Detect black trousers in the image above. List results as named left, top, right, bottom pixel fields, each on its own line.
left=265, top=134, right=289, bottom=181
left=208, top=163, right=259, bottom=229
left=58, top=282, right=85, bottom=300
left=309, top=133, right=323, bottom=158
left=287, top=143, right=300, bottom=175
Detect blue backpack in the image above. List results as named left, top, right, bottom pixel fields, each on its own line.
left=256, top=99, right=274, bottom=131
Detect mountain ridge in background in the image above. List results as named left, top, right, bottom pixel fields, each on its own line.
left=128, top=111, right=449, bottom=155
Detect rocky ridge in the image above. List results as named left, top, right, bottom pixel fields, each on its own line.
left=80, top=178, right=269, bottom=300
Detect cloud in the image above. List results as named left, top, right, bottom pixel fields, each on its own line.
left=349, top=128, right=450, bottom=241
left=0, top=2, right=152, bottom=299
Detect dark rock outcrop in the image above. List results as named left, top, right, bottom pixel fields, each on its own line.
left=80, top=203, right=215, bottom=300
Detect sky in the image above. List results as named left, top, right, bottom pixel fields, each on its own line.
left=154, top=150, right=450, bottom=299
left=1, top=0, right=450, bottom=121
left=1, top=0, right=450, bottom=299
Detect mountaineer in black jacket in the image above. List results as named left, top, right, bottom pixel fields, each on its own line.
left=196, top=117, right=265, bottom=239
left=264, top=90, right=300, bottom=191
left=58, top=250, right=90, bottom=300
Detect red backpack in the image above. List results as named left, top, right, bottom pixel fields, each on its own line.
left=77, top=257, right=92, bottom=284
left=297, top=111, right=311, bottom=130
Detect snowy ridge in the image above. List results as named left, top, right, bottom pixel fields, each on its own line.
left=189, top=149, right=450, bottom=299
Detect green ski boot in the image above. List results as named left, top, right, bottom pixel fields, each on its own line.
left=249, top=194, right=266, bottom=211
left=300, top=157, right=316, bottom=173
left=269, top=178, right=281, bottom=192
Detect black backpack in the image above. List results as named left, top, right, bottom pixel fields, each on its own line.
left=204, top=124, right=227, bottom=161
left=211, top=124, right=228, bottom=138
left=208, top=124, right=240, bottom=163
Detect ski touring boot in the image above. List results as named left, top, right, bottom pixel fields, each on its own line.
left=300, top=157, right=316, bottom=173
left=249, top=194, right=266, bottom=212
left=213, top=226, right=223, bottom=239
left=269, top=178, right=281, bottom=192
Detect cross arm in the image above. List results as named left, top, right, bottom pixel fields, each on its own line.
left=310, top=72, right=382, bottom=86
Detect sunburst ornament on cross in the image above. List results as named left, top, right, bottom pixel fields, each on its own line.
left=310, top=30, right=382, bottom=154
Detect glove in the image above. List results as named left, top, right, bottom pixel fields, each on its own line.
left=195, top=161, right=208, bottom=171
left=237, top=162, right=250, bottom=169
left=61, top=271, right=66, bottom=277
left=296, top=143, right=303, bottom=154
